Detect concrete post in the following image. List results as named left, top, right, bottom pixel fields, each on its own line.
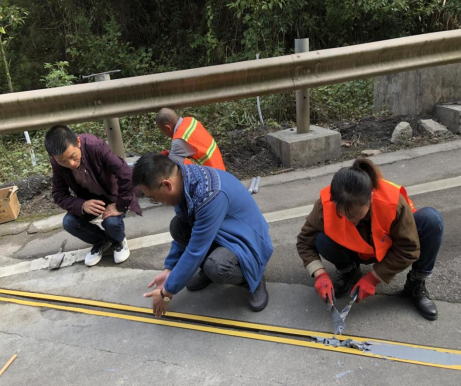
left=94, top=72, right=126, bottom=158
left=295, top=39, right=310, bottom=134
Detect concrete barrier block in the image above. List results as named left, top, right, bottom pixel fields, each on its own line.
left=433, top=104, right=461, bottom=134
left=266, top=125, right=341, bottom=168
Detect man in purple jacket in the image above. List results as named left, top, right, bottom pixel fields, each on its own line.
left=45, top=125, right=141, bottom=266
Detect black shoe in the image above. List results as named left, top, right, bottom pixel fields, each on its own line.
left=249, top=276, right=269, bottom=312
left=403, top=273, right=438, bottom=321
left=333, top=265, right=362, bottom=298
left=186, top=270, right=212, bottom=291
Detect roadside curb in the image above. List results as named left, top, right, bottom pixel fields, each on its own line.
left=242, top=140, right=461, bottom=187
left=2, top=140, right=461, bottom=236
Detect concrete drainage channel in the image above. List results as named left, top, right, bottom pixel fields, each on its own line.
left=1, top=288, right=460, bottom=371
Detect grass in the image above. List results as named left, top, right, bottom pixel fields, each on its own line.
left=0, top=99, right=285, bottom=185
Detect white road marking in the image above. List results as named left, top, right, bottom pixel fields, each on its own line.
left=263, top=205, right=313, bottom=223
left=405, top=176, right=461, bottom=196
left=2, top=175, right=461, bottom=278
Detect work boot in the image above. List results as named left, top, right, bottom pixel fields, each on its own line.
left=249, top=276, right=269, bottom=312
left=333, top=265, right=362, bottom=298
left=186, top=270, right=212, bottom=291
left=403, top=273, right=438, bottom=321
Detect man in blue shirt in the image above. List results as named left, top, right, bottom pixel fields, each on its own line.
left=132, top=153, right=273, bottom=317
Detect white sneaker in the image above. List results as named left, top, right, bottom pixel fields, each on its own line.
left=113, top=237, right=130, bottom=264
left=85, top=241, right=112, bottom=267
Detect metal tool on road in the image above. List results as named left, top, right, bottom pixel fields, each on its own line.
left=329, top=294, right=357, bottom=335
left=252, top=176, right=261, bottom=193
left=329, top=303, right=346, bottom=335
left=248, top=176, right=261, bottom=194
left=248, top=177, right=256, bottom=193
left=339, top=293, right=357, bottom=322
left=48, top=240, right=67, bottom=270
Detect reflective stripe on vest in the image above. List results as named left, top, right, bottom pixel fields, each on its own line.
left=196, top=139, right=217, bottom=165
left=320, top=179, right=416, bottom=262
left=181, top=118, right=198, bottom=142
left=173, top=117, right=226, bottom=171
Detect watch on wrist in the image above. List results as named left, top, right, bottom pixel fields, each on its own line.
left=160, top=288, right=172, bottom=302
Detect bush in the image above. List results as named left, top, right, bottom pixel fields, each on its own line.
left=40, top=61, right=77, bottom=88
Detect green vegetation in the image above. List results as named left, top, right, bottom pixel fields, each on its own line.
left=0, top=0, right=460, bottom=184
left=0, top=3, right=27, bottom=93
left=40, top=61, right=77, bottom=88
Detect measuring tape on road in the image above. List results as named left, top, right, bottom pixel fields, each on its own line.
left=1, top=288, right=460, bottom=371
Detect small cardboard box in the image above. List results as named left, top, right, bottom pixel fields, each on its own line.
left=0, top=186, right=21, bottom=224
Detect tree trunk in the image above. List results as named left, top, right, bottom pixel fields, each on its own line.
left=0, top=34, right=14, bottom=93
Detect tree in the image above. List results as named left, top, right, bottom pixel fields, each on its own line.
left=0, top=4, right=36, bottom=167
left=0, top=4, right=28, bottom=93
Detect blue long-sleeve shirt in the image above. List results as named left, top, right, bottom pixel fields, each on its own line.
left=163, top=165, right=273, bottom=295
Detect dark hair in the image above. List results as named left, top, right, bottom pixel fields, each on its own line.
left=155, top=107, right=179, bottom=128
left=132, top=153, right=177, bottom=189
left=44, top=125, right=78, bottom=156
left=330, top=157, right=382, bottom=217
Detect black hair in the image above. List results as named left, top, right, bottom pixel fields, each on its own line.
left=155, top=107, right=179, bottom=128
left=132, top=153, right=177, bottom=189
left=330, top=157, right=382, bottom=218
left=44, top=125, right=78, bottom=156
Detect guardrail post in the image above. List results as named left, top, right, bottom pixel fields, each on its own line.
left=295, top=38, right=310, bottom=134
left=83, top=70, right=126, bottom=158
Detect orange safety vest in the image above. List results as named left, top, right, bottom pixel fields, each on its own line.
left=320, top=179, right=416, bottom=262
left=172, top=117, right=226, bottom=171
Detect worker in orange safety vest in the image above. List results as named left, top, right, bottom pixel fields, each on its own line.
left=296, top=158, right=444, bottom=321
left=155, top=107, right=226, bottom=171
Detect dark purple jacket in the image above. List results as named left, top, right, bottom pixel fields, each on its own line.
left=50, top=134, right=142, bottom=217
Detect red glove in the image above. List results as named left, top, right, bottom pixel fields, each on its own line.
left=160, top=150, right=170, bottom=156
left=351, top=271, right=380, bottom=303
left=315, top=272, right=335, bottom=305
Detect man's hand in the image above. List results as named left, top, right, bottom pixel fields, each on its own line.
left=314, top=271, right=335, bottom=306
left=351, top=271, right=381, bottom=303
left=102, top=203, right=123, bottom=220
left=83, top=199, right=106, bottom=216
left=144, top=288, right=170, bottom=317
left=146, top=269, right=171, bottom=291
left=143, top=270, right=172, bottom=316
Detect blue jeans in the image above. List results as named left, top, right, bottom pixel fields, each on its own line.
left=315, top=207, right=444, bottom=279
left=63, top=212, right=126, bottom=246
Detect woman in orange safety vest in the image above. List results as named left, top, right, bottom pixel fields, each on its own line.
left=296, top=158, right=444, bottom=320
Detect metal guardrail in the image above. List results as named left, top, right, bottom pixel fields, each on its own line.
left=1, top=30, right=461, bottom=135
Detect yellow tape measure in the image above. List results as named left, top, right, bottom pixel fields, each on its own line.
left=1, top=288, right=460, bottom=371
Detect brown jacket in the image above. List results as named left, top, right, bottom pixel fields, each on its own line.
left=296, top=195, right=420, bottom=283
